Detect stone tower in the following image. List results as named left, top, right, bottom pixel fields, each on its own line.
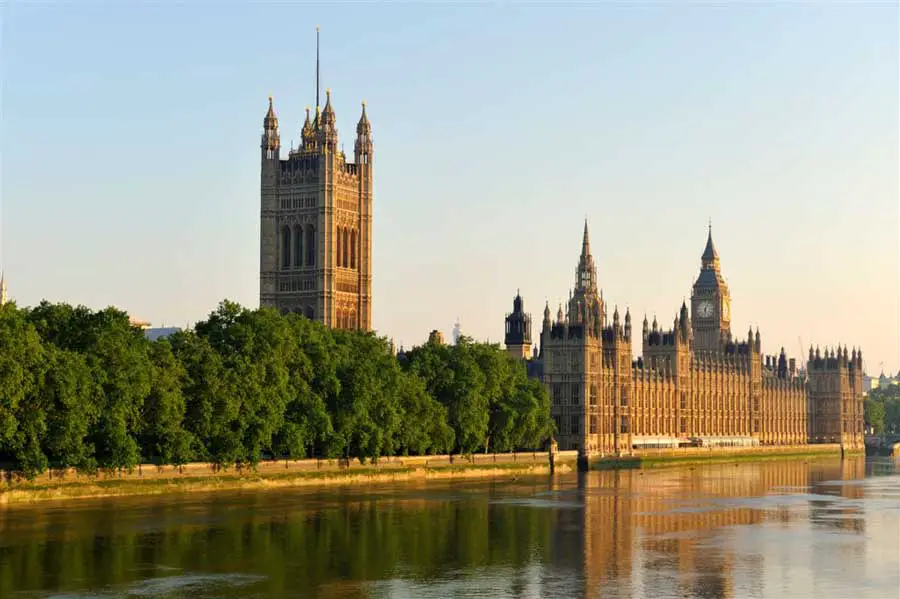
left=691, top=224, right=731, bottom=352
left=504, top=290, right=532, bottom=359
left=258, top=30, right=373, bottom=330
left=0, top=271, right=7, bottom=307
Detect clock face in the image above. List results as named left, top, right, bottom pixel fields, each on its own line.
left=697, top=300, right=715, bottom=319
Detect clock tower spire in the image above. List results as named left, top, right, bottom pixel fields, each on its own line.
left=691, top=222, right=731, bottom=352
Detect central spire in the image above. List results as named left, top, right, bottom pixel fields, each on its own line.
left=581, top=218, right=591, bottom=258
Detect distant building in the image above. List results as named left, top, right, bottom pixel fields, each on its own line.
left=129, top=317, right=151, bottom=330
left=452, top=318, right=462, bottom=345
left=259, top=30, right=373, bottom=331
left=505, top=220, right=865, bottom=463
left=0, top=271, right=7, bottom=307
left=145, top=327, right=182, bottom=341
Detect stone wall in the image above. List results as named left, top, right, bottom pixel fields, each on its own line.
left=1, top=450, right=581, bottom=488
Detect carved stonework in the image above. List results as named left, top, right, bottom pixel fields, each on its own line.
left=259, top=89, right=373, bottom=331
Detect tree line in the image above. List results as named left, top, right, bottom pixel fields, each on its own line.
left=0, top=300, right=553, bottom=478
left=865, top=383, right=900, bottom=435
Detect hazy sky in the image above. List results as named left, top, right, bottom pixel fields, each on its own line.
left=2, top=3, right=898, bottom=373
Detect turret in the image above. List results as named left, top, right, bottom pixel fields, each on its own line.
left=0, top=271, right=7, bottom=307
left=354, top=101, right=373, bottom=165
left=679, top=301, right=690, bottom=342
left=543, top=301, right=551, bottom=332
left=317, top=88, right=338, bottom=152
left=300, top=106, right=315, bottom=151
left=642, top=314, right=649, bottom=342
left=504, top=290, right=533, bottom=360
left=624, top=308, right=632, bottom=340
left=261, top=96, right=280, bottom=160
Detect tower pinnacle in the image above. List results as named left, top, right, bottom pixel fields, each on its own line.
left=0, top=271, right=7, bottom=307
left=701, top=223, right=719, bottom=270
left=581, top=218, right=591, bottom=258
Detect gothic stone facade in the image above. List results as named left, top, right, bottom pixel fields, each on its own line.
left=259, top=90, right=373, bottom=330
left=506, top=221, right=865, bottom=459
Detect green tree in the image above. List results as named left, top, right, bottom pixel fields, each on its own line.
left=0, top=306, right=47, bottom=476
left=140, top=341, right=194, bottom=465
left=273, top=313, right=333, bottom=461
left=865, top=396, right=886, bottom=434
left=41, top=346, right=99, bottom=471
left=169, top=330, right=243, bottom=468
left=194, top=302, right=294, bottom=465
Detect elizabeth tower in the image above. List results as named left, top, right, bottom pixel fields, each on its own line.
left=258, top=30, right=373, bottom=330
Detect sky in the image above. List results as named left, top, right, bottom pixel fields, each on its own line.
left=2, top=2, right=898, bottom=373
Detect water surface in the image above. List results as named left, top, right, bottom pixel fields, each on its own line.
left=2, top=456, right=898, bottom=598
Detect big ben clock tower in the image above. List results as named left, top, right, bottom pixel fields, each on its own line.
left=691, top=224, right=731, bottom=352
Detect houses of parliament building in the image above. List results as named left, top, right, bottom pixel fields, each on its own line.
left=258, top=34, right=373, bottom=330
left=504, top=221, right=865, bottom=460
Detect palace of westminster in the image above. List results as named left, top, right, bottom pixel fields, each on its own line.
left=503, top=222, right=866, bottom=457
left=258, top=40, right=864, bottom=460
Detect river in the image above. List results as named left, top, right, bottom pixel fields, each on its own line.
left=1, top=456, right=898, bottom=598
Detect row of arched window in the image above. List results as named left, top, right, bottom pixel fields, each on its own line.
left=280, top=224, right=359, bottom=270
left=281, top=225, right=316, bottom=269
left=336, top=227, right=358, bottom=269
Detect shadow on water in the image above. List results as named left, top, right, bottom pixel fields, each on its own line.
left=1, top=456, right=898, bottom=599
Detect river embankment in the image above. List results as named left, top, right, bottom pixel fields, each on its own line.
left=1, top=445, right=861, bottom=506
left=0, top=451, right=578, bottom=506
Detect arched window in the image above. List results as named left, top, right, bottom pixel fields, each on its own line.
left=281, top=226, right=291, bottom=269
left=306, top=224, right=316, bottom=267
left=336, top=227, right=343, bottom=267
left=305, top=306, right=314, bottom=320
left=350, top=229, right=357, bottom=269
left=344, top=229, right=351, bottom=268
left=350, top=311, right=357, bottom=329
left=293, top=225, right=304, bottom=268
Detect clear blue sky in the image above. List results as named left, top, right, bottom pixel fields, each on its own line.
left=2, top=3, right=898, bottom=373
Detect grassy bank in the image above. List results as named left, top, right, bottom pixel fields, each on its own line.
left=0, top=461, right=575, bottom=506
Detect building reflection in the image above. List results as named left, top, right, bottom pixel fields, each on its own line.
left=547, top=457, right=869, bottom=599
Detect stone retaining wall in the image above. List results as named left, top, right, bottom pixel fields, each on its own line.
left=1, top=450, right=581, bottom=487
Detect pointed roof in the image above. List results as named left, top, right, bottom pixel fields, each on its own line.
left=264, top=96, right=277, bottom=126
left=357, top=100, right=370, bottom=133
left=581, top=218, right=591, bottom=258
left=701, top=222, right=719, bottom=266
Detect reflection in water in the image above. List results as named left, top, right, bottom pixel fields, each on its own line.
left=1, top=457, right=897, bottom=598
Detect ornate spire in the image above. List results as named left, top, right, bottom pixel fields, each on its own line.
left=301, top=106, right=314, bottom=149
left=261, top=96, right=280, bottom=155
left=0, top=271, right=7, bottom=307
left=318, top=88, right=338, bottom=150
left=701, top=221, right=720, bottom=270
left=357, top=100, right=371, bottom=134
left=264, top=96, right=277, bottom=126
left=581, top=218, right=591, bottom=258
left=574, top=219, right=598, bottom=294
left=355, top=100, right=373, bottom=161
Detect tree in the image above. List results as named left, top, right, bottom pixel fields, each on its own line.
left=864, top=396, right=885, bottom=435
left=140, top=340, right=194, bottom=466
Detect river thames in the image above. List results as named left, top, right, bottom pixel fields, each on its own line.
left=1, top=456, right=898, bottom=598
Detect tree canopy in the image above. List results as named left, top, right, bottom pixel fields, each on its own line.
left=0, top=301, right=553, bottom=478
left=865, top=384, right=900, bottom=435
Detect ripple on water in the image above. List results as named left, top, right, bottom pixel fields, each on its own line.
left=39, top=573, right=267, bottom=599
